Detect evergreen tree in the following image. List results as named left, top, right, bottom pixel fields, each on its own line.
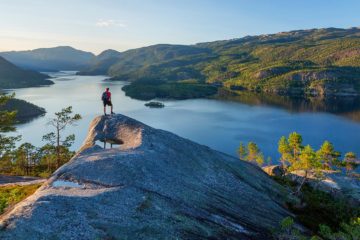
left=278, top=136, right=291, bottom=169
left=239, top=142, right=264, bottom=166
left=288, top=132, right=303, bottom=162
left=289, top=145, right=322, bottom=194
left=316, top=141, right=340, bottom=169
left=237, top=142, right=247, bottom=159
left=42, top=106, right=81, bottom=169
left=0, top=93, right=21, bottom=173
left=247, top=142, right=259, bottom=161
left=14, top=143, right=38, bottom=175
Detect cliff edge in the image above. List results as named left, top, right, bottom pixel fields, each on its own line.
left=0, top=114, right=295, bottom=239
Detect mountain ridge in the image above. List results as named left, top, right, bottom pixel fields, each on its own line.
left=78, top=27, right=360, bottom=100
left=0, top=46, right=95, bottom=71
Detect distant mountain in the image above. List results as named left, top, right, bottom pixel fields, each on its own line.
left=78, top=49, right=122, bottom=75
left=0, top=46, right=95, bottom=71
left=0, top=56, right=53, bottom=89
left=108, top=44, right=212, bottom=77
left=80, top=27, right=360, bottom=100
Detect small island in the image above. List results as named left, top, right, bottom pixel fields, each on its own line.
left=144, top=101, right=165, bottom=108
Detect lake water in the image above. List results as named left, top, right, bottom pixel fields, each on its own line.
left=11, top=72, right=360, bottom=162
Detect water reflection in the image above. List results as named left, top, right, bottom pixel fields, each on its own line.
left=216, top=90, right=360, bottom=122
left=11, top=73, right=360, bottom=161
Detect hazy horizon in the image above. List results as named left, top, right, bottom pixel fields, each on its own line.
left=2, top=25, right=360, bottom=55
left=1, top=0, right=360, bottom=54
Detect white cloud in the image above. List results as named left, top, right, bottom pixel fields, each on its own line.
left=95, top=19, right=126, bottom=28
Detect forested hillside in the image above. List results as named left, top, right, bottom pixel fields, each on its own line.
left=81, top=27, right=360, bottom=100
left=0, top=57, right=52, bottom=89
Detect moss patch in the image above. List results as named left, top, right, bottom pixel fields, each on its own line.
left=0, top=183, right=42, bottom=214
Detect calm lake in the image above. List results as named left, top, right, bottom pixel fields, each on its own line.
left=11, top=72, right=360, bottom=162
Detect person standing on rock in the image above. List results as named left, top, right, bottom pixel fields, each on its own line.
left=102, top=87, right=114, bottom=115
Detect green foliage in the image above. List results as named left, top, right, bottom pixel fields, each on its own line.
left=276, top=216, right=307, bottom=240
left=83, top=28, right=360, bottom=100
left=316, top=141, right=340, bottom=169
left=237, top=141, right=264, bottom=166
left=14, top=142, right=38, bottom=176
left=289, top=145, right=321, bottom=173
left=122, top=82, right=217, bottom=100
left=43, top=106, right=81, bottom=169
left=277, top=132, right=357, bottom=176
left=319, top=219, right=360, bottom=240
left=237, top=142, right=246, bottom=159
left=241, top=130, right=360, bottom=239
left=276, top=216, right=360, bottom=240
left=0, top=98, right=46, bottom=123
left=277, top=132, right=305, bottom=172
left=274, top=172, right=359, bottom=239
left=278, top=136, right=292, bottom=169
left=0, top=93, right=17, bottom=133
left=272, top=132, right=360, bottom=238
left=291, top=185, right=359, bottom=232
left=0, top=106, right=81, bottom=177
left=0, top=184, right=41, bottom=214
left=0, top=93, right=21, bottom=169
left=288, top=132, right=303, bottom=159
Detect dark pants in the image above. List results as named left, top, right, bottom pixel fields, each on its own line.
left=103, top=100, right=112, bottom=107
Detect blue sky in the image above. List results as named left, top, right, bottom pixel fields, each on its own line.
left=1, top=0, right=359, bottom=54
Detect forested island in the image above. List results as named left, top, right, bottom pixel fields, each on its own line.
left=0, top=98, right=46, bottom=123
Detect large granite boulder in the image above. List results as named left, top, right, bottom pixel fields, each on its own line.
left=0, top=115, right=295, bottom=239
left=262, top=165, right=285, bottom=177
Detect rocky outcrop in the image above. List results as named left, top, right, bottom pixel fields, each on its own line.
left=262, top=164, right=360, bottom=206
left=289, top=70, right=339, bottom=83
left=287, top=170, right=360, bottom=206
left=0, top=115, right=295, bottom=240
left=262, top=165, right=285, bottom=177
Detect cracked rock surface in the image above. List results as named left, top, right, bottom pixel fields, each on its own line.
left=0, top=114, right=293, bottom=239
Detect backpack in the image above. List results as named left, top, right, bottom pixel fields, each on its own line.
left=101, top=92, right=109, bottom=101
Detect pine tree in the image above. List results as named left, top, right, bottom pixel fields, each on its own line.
left=0, top=93, right=21, bottom=173
left=247, top=142, right=259, bottom=162
left=245, top=142, right=264, bottom=166
left=316, top=141, right=340, bottom=169
left=278, top=136, right=291, bottom=169
left=42, top=106, right=81, bottom=169
left=288, top=132, right=303, bottom=162
left=289, top=145, right=322, bottom=194
left=14, top=143, right=37, bottom=175
left=237, top=142, right=247, bottom=159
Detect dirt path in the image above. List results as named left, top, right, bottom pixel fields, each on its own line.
left=0, top=175, right=46, bottom=187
